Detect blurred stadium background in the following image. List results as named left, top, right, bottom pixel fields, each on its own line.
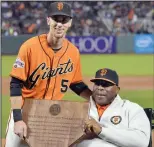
left=1, top=1, right=154, bottom=146
left=2, top=1, right=154, bottom=36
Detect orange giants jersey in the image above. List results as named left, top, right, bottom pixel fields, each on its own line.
left=10, top=34, right=83, bottom=100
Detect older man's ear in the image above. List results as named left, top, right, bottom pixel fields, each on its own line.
left=67, top=19, right=72, bottom=27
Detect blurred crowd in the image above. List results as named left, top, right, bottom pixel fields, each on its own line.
left=2, top=1, right=154, bottom=36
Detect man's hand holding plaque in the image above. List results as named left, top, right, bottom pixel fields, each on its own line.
left=14, top=120, right=27, bottom=139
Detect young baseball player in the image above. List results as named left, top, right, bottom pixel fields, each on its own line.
left=5, top=2, right=92, bottom=147
left=76, top=68, right=150, bottom=147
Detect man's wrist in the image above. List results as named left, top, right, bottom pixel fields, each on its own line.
left=13, top=109, right=22, bottom=122
left=97, top=126, right=102, bottom=135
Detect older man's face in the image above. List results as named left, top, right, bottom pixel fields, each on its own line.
left=92, top=80, right=119, bottom=106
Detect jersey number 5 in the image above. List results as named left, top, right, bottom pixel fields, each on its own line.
left=61, top=79, right=69, bottom=92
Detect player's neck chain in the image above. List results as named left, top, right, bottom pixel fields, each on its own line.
left=28, top=59, right=73, bottom=89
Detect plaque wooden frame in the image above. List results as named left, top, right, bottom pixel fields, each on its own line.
left=22, top=99, right=89, bottom=147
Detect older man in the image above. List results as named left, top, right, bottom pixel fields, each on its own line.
left=76, top=68, right=150, bottom=147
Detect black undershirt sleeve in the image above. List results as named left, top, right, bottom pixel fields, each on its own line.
left=69, top=82, right=88, bottom=95
left=10, top=77, right=23, bottom=122
left=10, top=77, right=23, bottom=96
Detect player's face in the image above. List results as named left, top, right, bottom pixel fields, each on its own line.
left=47, top=15, right=72, bottom=38
left=92, top=80, right=119, bottom=106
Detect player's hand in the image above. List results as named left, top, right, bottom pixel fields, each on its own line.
left=14, top=120, right=27, bottom=139
left=84, top=117, right=102, bottom=135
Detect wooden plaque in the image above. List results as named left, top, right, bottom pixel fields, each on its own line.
left=22, top=99, right=89, bottom=147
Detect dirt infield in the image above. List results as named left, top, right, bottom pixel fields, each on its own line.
left=2, top=76, right=153, bottom=95
left=2, top=139, right=4, bottom=147
left=84, top=76, right=153, bottom=90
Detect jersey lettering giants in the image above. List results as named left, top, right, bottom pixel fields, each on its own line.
left=29, top=59, right=73, bottom=89
left=10, top=34, right=82, bottom=100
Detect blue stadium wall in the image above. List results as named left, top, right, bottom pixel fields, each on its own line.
left=2, top=34, right=154, bottom=54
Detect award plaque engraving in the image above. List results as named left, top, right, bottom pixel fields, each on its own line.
left=22, top=99, right=89, bottom=147
left=50, top=104, right=61, bottom=116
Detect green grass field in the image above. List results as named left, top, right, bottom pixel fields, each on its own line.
left=2, top=54, right=154, bottom=137
left=2, top=54, right=153, bottom=76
